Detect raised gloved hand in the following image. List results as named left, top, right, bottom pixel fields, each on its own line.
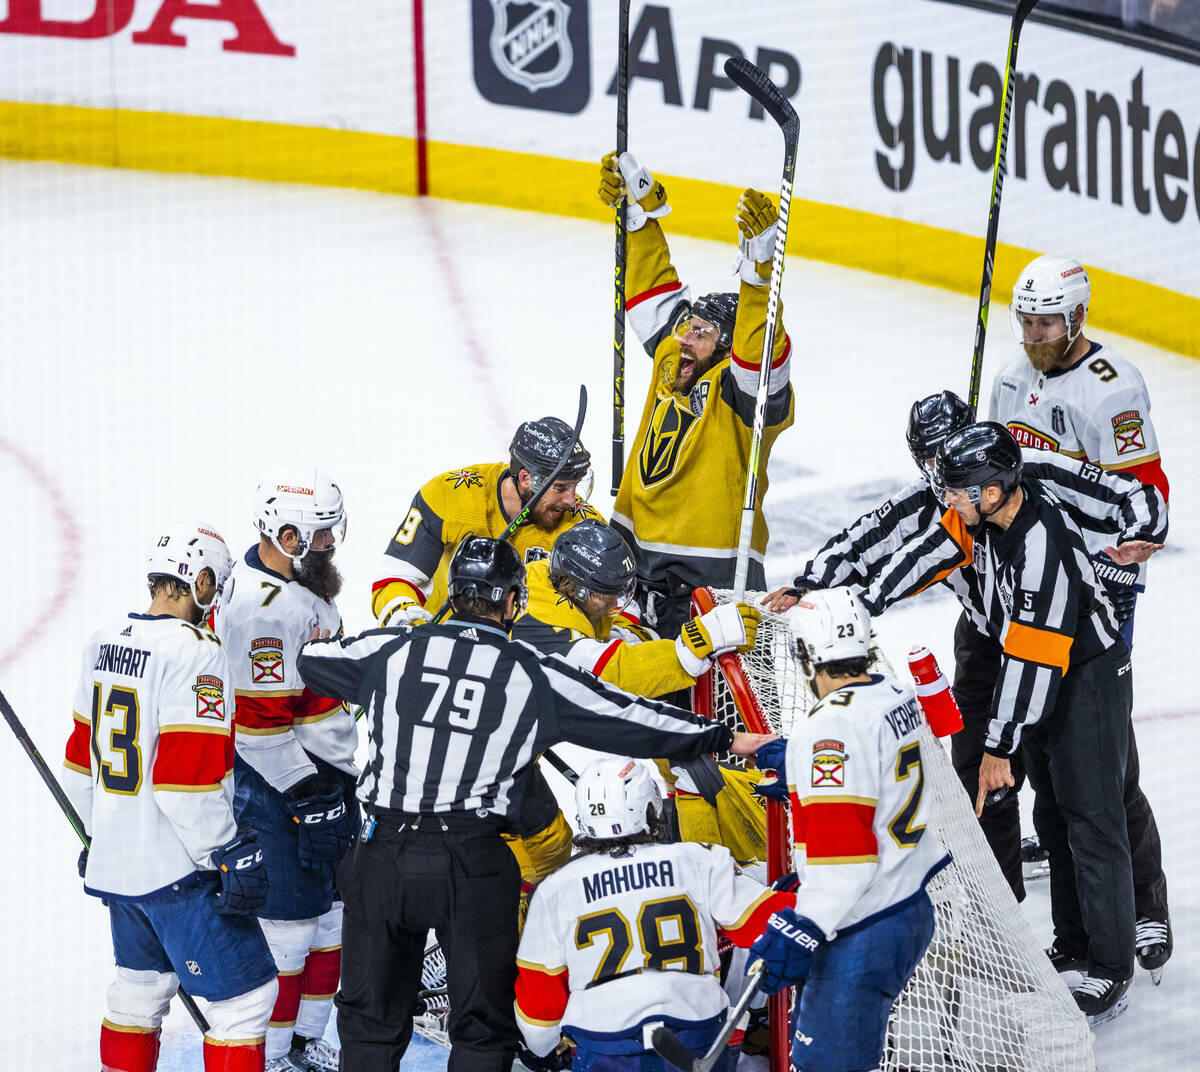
left=675, top=602, right=761, bottom=676
left=291, top=787, right=354, bottom=869
left=749, top=908, right=823, bottom=994
left=378, top=592, right=433, bottom=629
left=598, top=151, right=670, bottom=232
left=212, top=830, right=268, bottom=916
left=734, top=188, right=779, bottom=285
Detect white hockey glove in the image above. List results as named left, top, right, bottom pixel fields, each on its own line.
left=598, top=151, right=671, bottom=232
left=675, top=602, right=761, bottom=676
left=378, top=592, right=433, bottom=628
left=734, top=188, right=779, bottom=286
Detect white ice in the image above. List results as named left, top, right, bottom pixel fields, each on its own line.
left=0, top=160, right=1195, bottom=1070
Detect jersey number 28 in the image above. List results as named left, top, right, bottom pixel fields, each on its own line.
left=576, top=895, right=703, bottom=983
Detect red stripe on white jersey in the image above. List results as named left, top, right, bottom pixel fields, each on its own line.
left=626, top=279, right=683, bottom=310
left=799, top=799, right=878, bottom=860
left=515, top=964, right=570, bottom=1024
left=371, top=577, right=425, bottom=604
left=65, top=717, right=92, bottom=772
left=153, top=729, right=233, bottom=789
left=592, top=639, right=624, bottom=676
left=1123, top=457, right=1170, bottom=504
left=721, top=890, right=796, bottom=946
left=731, top=333, right=791, bottom=371
left=235, top=692, right=298, bottom=731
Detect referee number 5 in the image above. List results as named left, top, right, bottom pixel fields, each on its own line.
left=420, top=671, right=485, bottom=730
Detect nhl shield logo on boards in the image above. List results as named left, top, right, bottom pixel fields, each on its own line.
left=472, top=0, right=590, bottom=114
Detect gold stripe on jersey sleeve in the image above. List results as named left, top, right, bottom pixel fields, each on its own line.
left=516, top=957, right=568, bottom=976
left=723, top=888, right=775, bottom=932
left=806, top=853, right=879, bottom=865
left=234, top=688, right=304, bottom=698
left=1102, top=450, right=1161, bottom=471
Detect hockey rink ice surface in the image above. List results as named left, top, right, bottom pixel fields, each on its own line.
left=1, top=160, right=1196, bottom=1070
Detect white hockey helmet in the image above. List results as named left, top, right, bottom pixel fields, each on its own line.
left=785, top=587, right=871, bottom=669
left=575, top=757, right=662, bottom=840
left=147, top=522, right=233, bottom=611
left=253, top=466, right=346, bottom=562
left=1009, top=255, right=1091, bottom=346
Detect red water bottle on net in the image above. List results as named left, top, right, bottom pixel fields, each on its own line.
left=907, top=646, right=963, bottom=737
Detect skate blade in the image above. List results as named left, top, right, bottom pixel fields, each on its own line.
left=1149, top=966, right=1164, bottom=986
left=1086, top=993, right=1130, bottom=1026
left=1022, top=862, right=1051, bottom=881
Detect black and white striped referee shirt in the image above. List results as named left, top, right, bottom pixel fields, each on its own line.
left=862, top=481, right=1124, bottom=756
left=297, top=614, right=731, bottom=821
left=794, top=449, right=1166, bottom=597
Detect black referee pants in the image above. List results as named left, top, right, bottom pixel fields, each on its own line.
left=1023, top=643, right=1135, bottom=980
left=951, top=617, right=1026, bottom=901
left=952, top=614, right=1168, bottom=922
left=335, top=816, right=522, bottom=1072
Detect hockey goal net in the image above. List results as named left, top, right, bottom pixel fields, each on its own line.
left=691, top=588, right=1096, bottom=1072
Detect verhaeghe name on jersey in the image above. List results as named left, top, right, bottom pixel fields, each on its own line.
left=884, top=697, right=923, bottom=740
left=582, top=858, right=676, bottom=904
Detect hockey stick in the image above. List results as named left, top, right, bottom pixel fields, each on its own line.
left=611, top=0, right=630, bottom=495
left=966, top=0, right=1040, bottom=411
left=0, top=687, right=212, bottom=1034
left=428, top=384, right=589, bottom=626
left=650, top=958, right=765, bottom=1072
left=541, top=748, right=580, bottom=785
left=722, top=56, right=800, bottom=600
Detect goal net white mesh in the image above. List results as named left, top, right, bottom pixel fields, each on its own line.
left=695, top=589, right=1096, bottom=1072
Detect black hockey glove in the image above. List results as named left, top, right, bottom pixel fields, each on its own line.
left=291, top=787, right=354, bottom=868
left=1091, top=552, right=1139, bottom=626
left=516, top=1042, right=571, bottom=1072
left=212, top=830, right=267, bottom=916
left=77, top=847, right=88, bottom=879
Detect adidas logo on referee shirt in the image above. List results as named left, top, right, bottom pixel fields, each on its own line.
left=459, top=628, right=479, bottom=641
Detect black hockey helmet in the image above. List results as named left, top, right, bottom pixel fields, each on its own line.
left=549, top=520, right=637, bottom=602
left=509, top=416, right=591, bottom=490
left=447, top=535, right=528, bottom=621
left=934, top=422, right=1023, bottom=500
left=906, top=391, right=976, bottom=470
left=680, top=292, right=738, bottom=354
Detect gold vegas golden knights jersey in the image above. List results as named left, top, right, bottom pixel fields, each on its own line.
left=611, top=221, right=794, bottom=592
left=511, top=559, right=696, bottom=699
left=371, top=461, right=603, bottom=619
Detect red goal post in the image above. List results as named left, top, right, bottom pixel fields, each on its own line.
left=690, top=585, right=791, bottom=1072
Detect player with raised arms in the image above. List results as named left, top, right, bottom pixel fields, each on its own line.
left=598, top=151, right=794, bottom=640
left=514, top=757, right=795, bottom=1071
left=748, top=587, right=948, bottom=1072
left=64, top=523, right=277, bottom=1072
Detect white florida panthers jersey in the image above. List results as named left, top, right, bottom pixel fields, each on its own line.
left=213, top=547, right=356, bottom=793
left=63, top=613, right=237, bottom=899
left=989, top=342, right=1163, bottom=479
left=784, top=675, right=949, bottom=940
left=514, top=841, right=789, bottom=1056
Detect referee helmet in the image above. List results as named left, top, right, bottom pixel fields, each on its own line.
left=447, top=536, right=528, bottom=626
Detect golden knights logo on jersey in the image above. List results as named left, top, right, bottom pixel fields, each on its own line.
left=249, top=637, right=284, bottom=684
left=192, top=675, right=226, bottom=721
left=638, top=391, right=703, bottom=489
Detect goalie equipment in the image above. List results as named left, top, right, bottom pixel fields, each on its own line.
left=934, top=422, right=1023, bottom=504
left=906, top=390, right=975, bottom=476
left=510, top=416, right=593, bottom=493
left=784, top=587, right=871, bottom=668
left=253, top=466, right=346, bottom=563
left=575, top=756, right=662, bottom=840
left=674, top=292, right=738, bottom=356
left=146, top=522, right=233, bottom=612
left=549, top=519, right=636, bottom=607
left=1009, top=255, right=1091, bottom=346
left=447, top=536, right=528, bottom=625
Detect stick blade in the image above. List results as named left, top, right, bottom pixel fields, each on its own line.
left=723, top=56, right=799, bottom=131
left=649, top=1026, right=698, bottom=1072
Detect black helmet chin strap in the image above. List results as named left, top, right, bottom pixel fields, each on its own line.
left=967, top=482, right=1018, bottom=534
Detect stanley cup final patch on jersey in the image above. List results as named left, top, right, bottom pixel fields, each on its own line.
left=1112, top=410, right=1145, bottom=455
left=193, top=675, right=226, bottom=721
left=249, top=637, right=285, bottom=684
left=812, top=739, right=846, bottom=788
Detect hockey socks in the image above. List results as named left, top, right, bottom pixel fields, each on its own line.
left=100, top=1021, right=161, bottom=1072
left=293, top=945, right=341, bottom=1040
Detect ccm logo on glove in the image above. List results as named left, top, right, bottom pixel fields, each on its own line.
left=298, top=801, right=346, bottom=826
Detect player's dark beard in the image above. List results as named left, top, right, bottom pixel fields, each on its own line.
left=295, top=549, right=343, bottom=601
left=1024, top=334, right=1071, bottom=373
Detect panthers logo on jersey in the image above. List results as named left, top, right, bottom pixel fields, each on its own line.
left=193, top=674, right=226, bottom=721
left=638, top=395, right=700, bottom=489
left=249, top=637, right=284, bottom=684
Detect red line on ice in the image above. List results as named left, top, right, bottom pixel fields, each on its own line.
left=0, top=438, right=80, bottom=672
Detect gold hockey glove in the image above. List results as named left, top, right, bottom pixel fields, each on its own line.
left=598, top=151, right=671, bottom=231
left=735, top=188, right=779, bottom=285
left=676, top=602, right=761, bottom=676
